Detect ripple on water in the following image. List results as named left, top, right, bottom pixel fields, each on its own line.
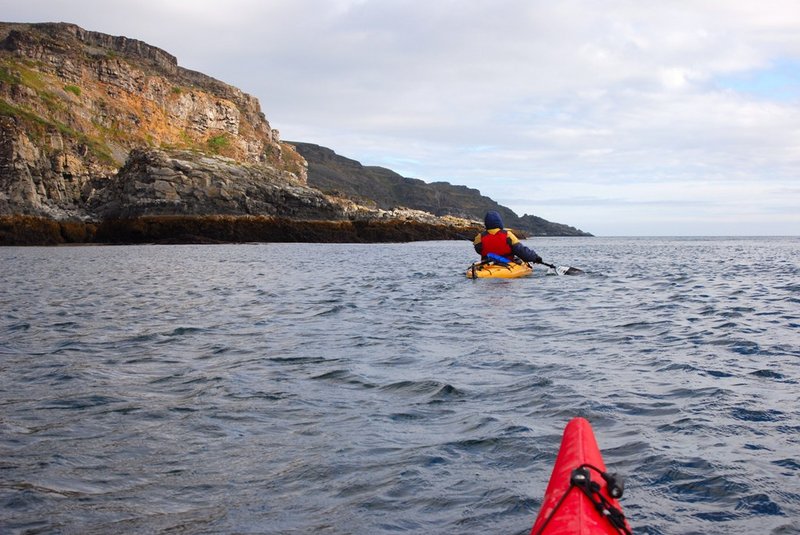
left=312, top=369, right=377, bottom=389
left=730, top=407, right=785, bottom=423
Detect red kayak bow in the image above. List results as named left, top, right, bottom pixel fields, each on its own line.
left=530, top=418, right=632, bottom=534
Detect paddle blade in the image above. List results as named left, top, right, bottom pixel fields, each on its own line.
left=541, top=260, right=584, bottom=275
left=557, top=266, right=584, bottom=276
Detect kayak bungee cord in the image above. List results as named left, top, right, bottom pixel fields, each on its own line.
left=571, top=465, right=630, bottom=534
left=467, top=257, right=533, bottom=279
left=469, top=259, right=492, bottom=278
left=531, top=464, right=631, bottom=535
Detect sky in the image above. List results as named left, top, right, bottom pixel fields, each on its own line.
left=3, top=0, right=800, bottom=236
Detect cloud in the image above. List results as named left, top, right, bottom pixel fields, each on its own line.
left=3, top=0, right=800, bottom=235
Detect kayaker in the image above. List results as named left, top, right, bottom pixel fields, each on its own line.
left=473, top=210, right=543, bottom=264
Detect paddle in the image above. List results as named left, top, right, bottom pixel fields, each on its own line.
left=539, top=260, right=584, bottom=276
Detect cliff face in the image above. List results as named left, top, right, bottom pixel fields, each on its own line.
left=291, top=142, right=592, bottom=237
left=0, top=22, right=305, bottom=219
left=90, top=149, right=341, bottom=220
left=0, top=22, right=588, bottom=243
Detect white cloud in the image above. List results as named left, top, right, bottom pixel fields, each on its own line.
left=2, top=0, right=800, bottom=235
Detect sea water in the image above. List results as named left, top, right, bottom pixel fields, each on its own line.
left=1, top=237, right=798, bottom=534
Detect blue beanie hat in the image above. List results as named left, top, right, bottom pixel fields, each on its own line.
left=484, top=210, right=504, bottom=229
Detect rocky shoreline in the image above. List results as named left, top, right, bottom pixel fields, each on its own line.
left=0, top=214, right=481, bottom=246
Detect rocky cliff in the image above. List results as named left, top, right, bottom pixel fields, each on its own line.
left=0, top=22, right=306, bottom=221
left=0, top=22, right=587, bottom=245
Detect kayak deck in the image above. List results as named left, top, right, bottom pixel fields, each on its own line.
left=530, top=418, right=631, bottom=534
left=466, top=259, right=533, bottom=279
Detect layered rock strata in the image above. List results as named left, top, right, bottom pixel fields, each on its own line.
left=0, top=22, right=306, bottom=222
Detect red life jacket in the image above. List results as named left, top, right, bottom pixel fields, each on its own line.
left=481, top=230, right=513, bottom=259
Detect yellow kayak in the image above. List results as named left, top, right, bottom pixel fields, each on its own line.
left=466, top=259, right=533, bottom=279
